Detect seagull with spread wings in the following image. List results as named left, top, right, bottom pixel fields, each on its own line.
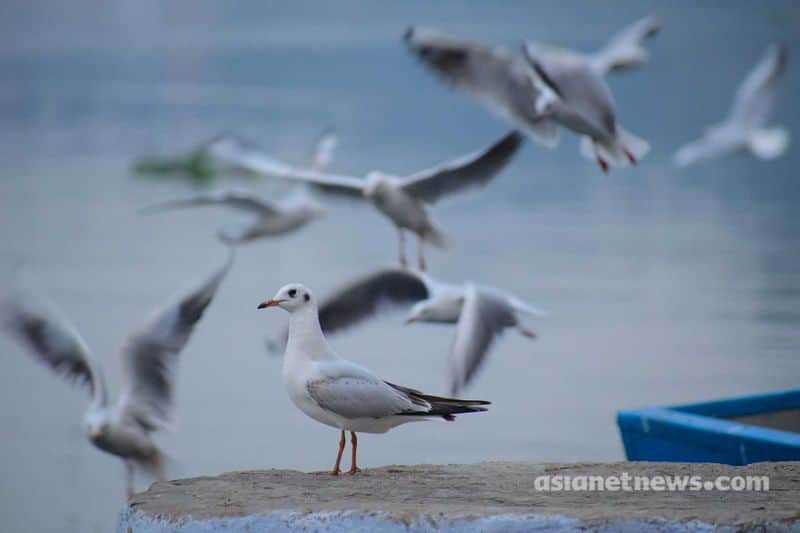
left=258, top=283, right=489, bottom=475
left=268, top=268, right=545, bottom=395
left=674, top=44, right=789, bottom=167
left=405, top=16, right=659, bottom=172
left=140, top=130, right=336, bottom=243
left=1, top=249, right=233, bottom=499
left=211, top=130, right=524, bottom=270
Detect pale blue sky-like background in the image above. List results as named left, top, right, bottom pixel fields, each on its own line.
left=1, top=1, right=799, bottom=531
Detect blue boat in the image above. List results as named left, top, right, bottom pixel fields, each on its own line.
left=618, top=388, right=800, bottom=464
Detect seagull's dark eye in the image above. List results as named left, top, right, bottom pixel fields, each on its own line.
left=304, top=293, right=310, bottom=302
left=288, top=289, right=297, bottom=298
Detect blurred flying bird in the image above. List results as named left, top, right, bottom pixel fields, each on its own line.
left=405, top=16, right=659, bottom=172
left=674, top=44, right=789, bottom=167
left=212, top=130, right=524, bottom=269
left=258, top=282, right=489, bottom=475
left=268, top=268, right=545, bottom=395
left=139, top=130, right=337, bottom=243
left=140, top=186, right=325, bottom=244
left=1, top=249, right=233, bottom=499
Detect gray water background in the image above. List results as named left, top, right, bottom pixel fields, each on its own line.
left=1, top=1, right=799, bottom=531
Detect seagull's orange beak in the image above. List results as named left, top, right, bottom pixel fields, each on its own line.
left=257, top=299, right=284, bottom=309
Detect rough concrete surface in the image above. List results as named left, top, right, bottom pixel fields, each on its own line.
left=118, top=461, right=800, bottom=532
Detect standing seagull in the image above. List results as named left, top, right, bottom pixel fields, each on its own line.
left=674, top=44, right=789, bottom=167
left=269, top=269, right=544, bottom=395
left=1, top=250, right=233, bottom=499
left=405, top=16, right=658, bottom=171
left=213, top=131, right=524, bottom=270
left=258, top=283, right=489, bottom=475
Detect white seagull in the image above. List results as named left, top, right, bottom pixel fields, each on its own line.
left=270, top=269, right=544, bottom=395
left=674, top=44, right=789, bottom=167
left=212, top=130, right=524, bottom=270
left=1, top=249, right=233, bottom=499
left=141, top=131, right=337, bottom=243
left=258, top=283, right=490, bottom=475
left=405, top=16, right=659, bottom=172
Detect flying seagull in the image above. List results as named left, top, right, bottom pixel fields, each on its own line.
left=140, top=186, right=325, bottom=244
left=405, top=16, right=659, bottom=171
left=140, top=131, right=337, bottom=243
left=674, top=44, right=789, bottom=167
left=258, top=283, right=489, bottom=475
left=1, top=249, right=233, bottom=499
left=268, top=268, right=545, bottom=395
left=212, top=130, right=524, bottom=270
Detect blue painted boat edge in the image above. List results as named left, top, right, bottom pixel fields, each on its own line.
left=617, top=405, right=800, bottom=463
left=671, top=388, right=800, bottom=419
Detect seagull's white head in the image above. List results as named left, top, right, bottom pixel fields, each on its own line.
left=258, top=283, right=315, bottom=313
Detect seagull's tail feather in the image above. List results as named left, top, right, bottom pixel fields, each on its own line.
left=581, top=127, right=650, bottom=168
left=747, top=127, right=789, bottom=160
left=421, top=225, right=447, bottom=248
left=387, top=382, right=490, bottom=421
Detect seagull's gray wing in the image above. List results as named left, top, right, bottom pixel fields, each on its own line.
left=307, top=371, right=489, bottom=420
left=2, top=296, right=107, bottom=406
left=117, top=249, right=233, bottom=431
left=209, top=134, right=363, bottom=198
left=400, top=131, right=524, bottom=204
left=728, top=43, right=787, bottom=128
left=448, top=284, right=517, bottom=396
left=309, top=128, right=338, bottom=172
left=673, top=133, right=740, bottom=168
left=589, top=15, right=661, bottom=75
left=523, top=43, right=617, bottom=136
left=307, top=375, right=426, bottom=419
left=140, top=188, right=281, bottom=217
left=318, top=269, right=431, bottom=335
left=405, top=26, right=559, bottom=147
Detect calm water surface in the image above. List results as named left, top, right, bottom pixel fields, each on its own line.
left=1, top=1, right=799, bottom=531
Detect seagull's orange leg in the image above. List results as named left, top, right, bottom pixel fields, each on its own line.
left=345, top=431, right=362, bottom=475
left=397, top=229, right=407, bottom=268
left=417, top=238, right=426, bottom=271
left=329, top=430, right=346, bottom=475
left=125, top=460, right=135, bottom=500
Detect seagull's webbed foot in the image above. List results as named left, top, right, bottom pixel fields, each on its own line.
left=344, top=466, right=362, bottom=475
left=623, top=148, right=637, bottom=165
left=597, top=156, right=609, bottom=173
left=518, top=325, right=537, bottom=339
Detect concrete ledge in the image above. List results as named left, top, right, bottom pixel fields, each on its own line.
left=118, top=461, right=800, bottom=532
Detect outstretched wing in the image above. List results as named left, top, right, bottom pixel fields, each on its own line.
left=405, top=26, right=559, bottom=147
left=140, top=187, right=281, bottom=217
left=318, top=268, right=430, bottom=334
left=117, top=249, right=233, bottom=431
left=309, top=128, right=338, bottom=172
left=2, top=295, right=106, bottom=405
left=673, top=133, right=740, bottom=167
left=209, top=134, right=363, bottom=198
left=266, top=268, right=430, bottom=355
left=448, top=285, right=517, bottom=395
left=400, top=131, right=524, bottom=204
left=728, top=43, right=787, bottom=128
left=589, top=15, right=661, bottom=75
